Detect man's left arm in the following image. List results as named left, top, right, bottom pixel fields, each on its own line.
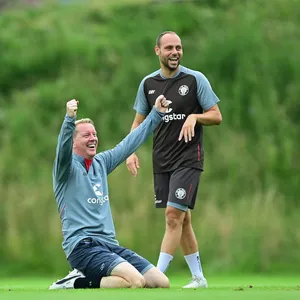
left=179, top=72, right=222, bottom=142
left=99, top=108, right=163, bottom=174
left=193, top=104, right=222, bottom=126
left=98, top=95, right=170, bottom=174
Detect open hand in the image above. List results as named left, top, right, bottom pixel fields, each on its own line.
left=179, top=114, right=197, bottom=143
left=126, top=153, right=140, bottom=177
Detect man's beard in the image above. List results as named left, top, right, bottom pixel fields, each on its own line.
left=161, top=57, right=180, bottom=71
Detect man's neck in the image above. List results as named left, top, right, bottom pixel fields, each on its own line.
left=73, top=150, right=94, bottom=161
left=160, top=65, right=180, bottom=78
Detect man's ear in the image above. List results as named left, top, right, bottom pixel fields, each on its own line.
left=155, top=45, right=160, bottom=56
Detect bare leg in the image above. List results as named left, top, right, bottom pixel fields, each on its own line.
left=180, top=210, right=206, bottom=283
left=143, top=267, right=170, bottom=288
left=100, top=262, right=145, bottom=288
left=161, top=206, right=186, bottom=254
left=180, top=210, right=198, bottom=255
left=157, top=206, right=186, bottom=273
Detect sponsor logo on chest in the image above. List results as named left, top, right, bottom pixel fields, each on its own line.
left=87, top=183, right=109, bottom=205
left=161, top=101, right=186, bottom=123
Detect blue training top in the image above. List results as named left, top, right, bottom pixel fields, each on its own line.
left=53, top=107, right=163, bottom=258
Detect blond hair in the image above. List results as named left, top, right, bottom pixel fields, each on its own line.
left=74, top=118, right=95, bottom=138
left=75, top=118, right=94, bottom=126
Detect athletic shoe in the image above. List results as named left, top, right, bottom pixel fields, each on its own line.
left=49, top=269, right=85, bottom=290
left=182, top=276, right=208, bottom=289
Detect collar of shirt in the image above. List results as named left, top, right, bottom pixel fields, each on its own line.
left=84, top=159, right=93, bottom=171
left=159, top=65, right=182, bottom=79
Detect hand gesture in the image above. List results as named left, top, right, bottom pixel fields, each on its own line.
left=154, top=95, right=172, bottom=113
left=66, top=99, right=79, bottom=118
left=126, top=153, right=140, bottom=177
left=179, top=114, right=197, bottom=143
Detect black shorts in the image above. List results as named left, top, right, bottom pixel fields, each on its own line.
left=68, top=238, right=153, bottom=279
left=154, top=167, right=202, bottom=210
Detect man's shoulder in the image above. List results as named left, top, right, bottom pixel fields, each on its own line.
left=140, top=69, right=161, bottom=83
left=179, top=65, right=207, bottom=80
left=93, top=153, right=106, bottom=165
left=94, top=152, right=112, bottom=167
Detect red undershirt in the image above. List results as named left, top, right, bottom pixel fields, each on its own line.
left=84, top=159, right=93, bottom=172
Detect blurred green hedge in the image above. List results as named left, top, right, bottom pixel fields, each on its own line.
left=0, top=0, right=299, bottom=276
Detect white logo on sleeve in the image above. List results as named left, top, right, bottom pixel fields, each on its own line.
left=148, top=90, right=156, bottom=94
left=178, top=85, right=189, bottom=96
left=175, top=188, right=186, bottom=200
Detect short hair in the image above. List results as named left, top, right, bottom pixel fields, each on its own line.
left=75, top=118, right=94, bottom=126
left=74, top=118, right=95, bottom=138
left=156, top=31, right=177, bottom=47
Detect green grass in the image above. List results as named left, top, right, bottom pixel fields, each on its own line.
left=0, top=275, right=299, bottom=300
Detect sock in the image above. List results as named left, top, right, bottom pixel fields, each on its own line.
left=184, top=251, right=205, bottom=280
left=74, top=277, right=100, bottom=289
left=157, top=252, right=173, bottom=273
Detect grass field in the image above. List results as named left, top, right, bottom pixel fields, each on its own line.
left=0, top=275, right=299, bottom=300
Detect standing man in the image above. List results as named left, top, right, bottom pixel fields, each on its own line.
left=49, top=96, right=171, bottom=290
left=126, top=31, right=222, bottom=289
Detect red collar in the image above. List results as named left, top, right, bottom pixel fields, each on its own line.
left=84, top=159, right=93, bottom=171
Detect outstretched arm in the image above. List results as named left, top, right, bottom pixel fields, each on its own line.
left=100, top=95, right=171, bottom=174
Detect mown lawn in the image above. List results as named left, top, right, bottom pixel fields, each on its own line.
left=0, top=274, right=299, bottom=300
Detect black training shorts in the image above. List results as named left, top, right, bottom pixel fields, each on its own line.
left=153, top=167, right=202, bottom=210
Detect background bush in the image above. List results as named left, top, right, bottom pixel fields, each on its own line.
left=0, top=0, right=299, bottom=276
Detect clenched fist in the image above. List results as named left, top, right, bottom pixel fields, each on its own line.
left=154, top=95, right=172, bottom=113
left=66, top=99, right=79, bottom=118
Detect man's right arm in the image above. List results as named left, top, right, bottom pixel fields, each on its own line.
left=130, top=113, right=147, bottom=132
left=125, top=113, right=146, bottom=176
left=53, top=115, right=75, bottom=182
left=53, top=100, right=78, bottom=182
left=126, top=79, right=150, bottom=176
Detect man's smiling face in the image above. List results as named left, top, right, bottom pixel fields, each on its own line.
left=73, top=123, right=98, bottom=159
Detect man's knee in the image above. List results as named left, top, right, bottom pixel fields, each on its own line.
left=165, top=206, right=185, bottom=229
left=156, top=274, right=170, bottom=288
left=143, top=267, right=170, bottom=288
left=129, top=273, right=145, bottom=288
left=110, top=262, right=145, bottom=288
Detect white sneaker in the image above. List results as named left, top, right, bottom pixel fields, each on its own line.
left=49, top=269, right=85, bottom=290
left=182, top=276, right=208, bottom=289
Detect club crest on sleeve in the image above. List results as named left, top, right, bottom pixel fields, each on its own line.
left=178, top=85, right=189, bottom=96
